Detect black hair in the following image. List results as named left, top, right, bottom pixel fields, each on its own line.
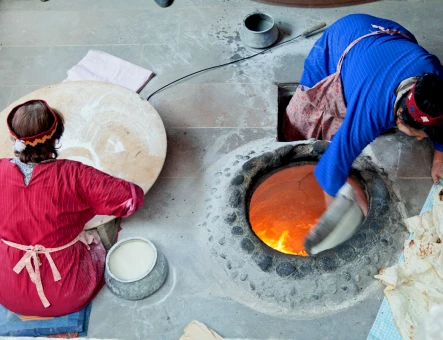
left=398, top=73, right=443, bottom=144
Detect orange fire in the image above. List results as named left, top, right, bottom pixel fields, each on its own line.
left=249, top=165, right=326, bottom=256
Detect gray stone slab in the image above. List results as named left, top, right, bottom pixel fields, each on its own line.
left=0, top=45, right=143, bottom=85
left=397, top=137, right=433, bottom=179
left=396, top=178, right=434, bottom=217
left=139, top=31, right=307, bottom=92
left=149, top=83, right=277, bottom=128
left=91, top=286, right=383, bottom=339
left=127, top=177, right=201, bottom=231
left=370, top=130, right=438, bottom=181
left=161, top=128, right=276, bottom=178
left=169, top=6, right=312, bottom=84
left=0, top=0, right=250, bottom=10
left=8, top=86, right=42, bottom=105
left=139, top=30, right=252, bottom=90
left=0, top=0, right=158, bottom=10
left=139, top=5, right=351, bottom=93
left=0, top=10, right=178, bottom=46
left=0, top=86, right=13, bottom=111
left=369, top=130, right=405, bottom=179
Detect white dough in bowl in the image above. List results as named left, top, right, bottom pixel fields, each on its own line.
left=109, top=240, right=156, bottom=281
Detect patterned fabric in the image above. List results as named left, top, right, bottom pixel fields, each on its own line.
left=393, top=77, right=417, bottom=115
left=284, top=27, right=411, bottom=142
left=406, top=82, right=443, bottom=126
left=11, top=158, right=36, bottom=186
left=283, top=76, right=346, bottom=141
left=0, top=159, right=144, bottom=317
left=10, top=158, right=54, bottom=186
left=367, top=298, right=403, bottom=340
left=48, top=332, right=79, bottom=338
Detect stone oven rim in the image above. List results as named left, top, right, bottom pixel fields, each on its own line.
left=202, top=139, right=406, bottom=317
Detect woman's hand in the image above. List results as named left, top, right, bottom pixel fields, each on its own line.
left=431, top=150, right=443, bottom=185
left=347, top=178, right=368, bottom=216
left=323, top=191, right=334, bottom=207
left=323, top=178, right=368, bottom=217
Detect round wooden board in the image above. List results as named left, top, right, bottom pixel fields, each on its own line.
left=0, top=81, right=167, bottom=229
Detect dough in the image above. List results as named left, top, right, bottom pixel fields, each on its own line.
left=109, top=240, right=156, bottom=281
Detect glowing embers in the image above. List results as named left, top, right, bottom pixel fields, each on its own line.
left=249, top=165, right=326, bottom=256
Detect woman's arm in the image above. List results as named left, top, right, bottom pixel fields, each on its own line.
left=323, top=177, right=368, bottom=216
left=432, top=149, right=443, bottom=185
left=76, top=164, right=145, bottom=218
left=314, top=105, right=392, bottom=199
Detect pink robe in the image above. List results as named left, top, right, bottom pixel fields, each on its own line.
left=0, top=159, right=144, bottom=317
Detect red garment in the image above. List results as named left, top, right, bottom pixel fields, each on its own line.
left=0, top=159, right=144, bottom=317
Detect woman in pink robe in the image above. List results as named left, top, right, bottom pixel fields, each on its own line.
left=0, top=100, right=144, bottom=317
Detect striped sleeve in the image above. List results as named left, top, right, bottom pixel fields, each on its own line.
left=75, top=164, right=145, bottom=217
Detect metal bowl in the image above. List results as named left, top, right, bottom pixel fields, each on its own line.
left=105, top=237, right=168, bottom=300
left=240, top=12, right=279, bottom=49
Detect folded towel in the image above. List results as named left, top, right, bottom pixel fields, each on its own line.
left=64, top=50, right=154, bottom=93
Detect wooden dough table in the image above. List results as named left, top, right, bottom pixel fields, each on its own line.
left=0, top=81, right=167, bottom=246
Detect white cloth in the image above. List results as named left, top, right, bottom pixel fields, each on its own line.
left=64, top=50, right=154, bottom=93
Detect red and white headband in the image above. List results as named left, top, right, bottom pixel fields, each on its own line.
left=406, top=83, right=443, bottom=126
left=7, top=100, right=58, bottom=152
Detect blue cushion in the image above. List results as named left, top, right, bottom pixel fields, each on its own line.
left=0, top=303, right=92, bottom=337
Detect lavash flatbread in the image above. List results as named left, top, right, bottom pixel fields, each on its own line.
left=375, top=186, right=443, bottom=340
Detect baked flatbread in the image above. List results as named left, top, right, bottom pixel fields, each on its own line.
left=375, top=185, right=443, bottom=340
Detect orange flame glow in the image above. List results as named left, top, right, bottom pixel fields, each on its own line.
left=249, top=165, right=326, bottom=256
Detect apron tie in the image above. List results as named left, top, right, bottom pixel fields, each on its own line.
left=371, top=25, right=413, bottom=40
left=284, top=24, right=414, bottom=142
left=2, top=232, right=95, bottom=308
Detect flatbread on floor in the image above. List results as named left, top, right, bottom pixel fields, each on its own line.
left=375, top=186, right=443, bottom=340
left=180, top=320, right=223, bottom=340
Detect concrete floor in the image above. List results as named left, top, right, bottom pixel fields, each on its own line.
left=1, top=0, right=442, bottom=339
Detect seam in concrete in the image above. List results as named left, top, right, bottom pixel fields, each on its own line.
left=149, top=82, right=280, bottom=87
left=0, top=5, right=253, bottom=12
left=0, top=43, right=161, bottom=48
left=5, top=86, right=14, bottom=106
left=0, top=8, right=184, bottom=13
left=140, top=44, right=145, bottom=65
left=1, top=84, right=47, bottom=87
left=163, top=127, right=276, bottom=129
left=158, top=176, right=198, bottom=179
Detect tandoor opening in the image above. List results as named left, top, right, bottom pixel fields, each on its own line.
left=249, top=165, right=326, bottom=256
